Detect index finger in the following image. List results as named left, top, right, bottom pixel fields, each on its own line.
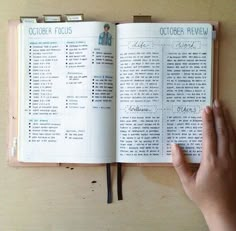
left=213, top=100, right=229, bottom=158
left=201, top=106, right=217, bottom=162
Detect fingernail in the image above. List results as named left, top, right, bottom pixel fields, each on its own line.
left=214, top=99, right=220, bottom=108
left=204, top=106, right=211, bottom=114
left=171, top=143, right=177, bottom=153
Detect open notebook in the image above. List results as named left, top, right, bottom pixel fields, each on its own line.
left=7, top=19, right=219, bottom=166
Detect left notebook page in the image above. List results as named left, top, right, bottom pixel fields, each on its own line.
left=17, top=22, right=116, bottom=163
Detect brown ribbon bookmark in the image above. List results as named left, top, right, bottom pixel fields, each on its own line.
left=117, top=163, right=123, bottom=200
left=106, top=163, right=112, bottom=204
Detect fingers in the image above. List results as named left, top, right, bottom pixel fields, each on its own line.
left=201, top=106, right=217, bottom=161
left=171, top=144, right=193, bottom=185
left=223, top=107, right=236, bottom=159
left=213, top=100, right=229, bottom=158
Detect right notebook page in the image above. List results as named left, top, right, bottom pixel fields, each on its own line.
left=116, top=23, right=213, bottom=163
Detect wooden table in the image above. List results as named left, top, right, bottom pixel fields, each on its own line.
left=1, top=0, right=236, bottom=230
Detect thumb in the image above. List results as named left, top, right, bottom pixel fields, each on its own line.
left=171, top=144, right=193, bottom=185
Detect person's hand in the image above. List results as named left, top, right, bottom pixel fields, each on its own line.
left=171, top=100, right=236, bottom=231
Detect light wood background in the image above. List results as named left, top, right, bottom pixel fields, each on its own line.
left=1, top=0, right=236, bottom=230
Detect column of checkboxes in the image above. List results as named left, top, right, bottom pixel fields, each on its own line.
left=66, top=99, right=68, bottom=109
left=29, top=46, right=32, bottom=115
left=92, top=78, right=95, bottom=102
left=28, top=122, right=31, bottom=142
left=92, top=51, right=94, bottom=64
left=66, top=45, right=68, bottom=67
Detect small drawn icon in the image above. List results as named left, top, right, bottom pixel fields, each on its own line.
left=98, top=24, right=112, bottom=46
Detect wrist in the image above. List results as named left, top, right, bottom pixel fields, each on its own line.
left=201, top=208, right=236, bottom=231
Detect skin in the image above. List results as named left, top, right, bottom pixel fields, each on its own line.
left=171, top=100, right=236, bottom=231
left=104, top=27, right=109, bottom=32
